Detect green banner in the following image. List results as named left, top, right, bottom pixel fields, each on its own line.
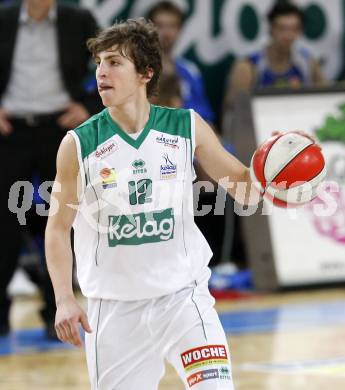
left=80, top=0, right=345, bottom=119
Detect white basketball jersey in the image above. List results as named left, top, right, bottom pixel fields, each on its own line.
left=69, top=105, right=212, bottom=300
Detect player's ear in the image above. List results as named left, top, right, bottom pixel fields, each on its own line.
left=141, top=67, right=154, bottom=84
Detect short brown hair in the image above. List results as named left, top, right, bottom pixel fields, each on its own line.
left=87, top=18, right=162, bottom=97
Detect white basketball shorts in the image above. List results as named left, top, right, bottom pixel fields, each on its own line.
left=85, top=277, right=235, bottom=390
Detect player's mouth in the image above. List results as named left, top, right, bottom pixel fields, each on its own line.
left=98, top=85, right=114, bottom=93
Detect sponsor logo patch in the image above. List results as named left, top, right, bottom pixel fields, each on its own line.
left=160, top=154, right=177, bottom=180
left=187, top=369, right=219, bottom=387
left=219, top=366, right=231, bottom=379
left=156, top=133, right=179, bottom=149
left=100, top=168, right=117, bottom=189
left=108, top=208, right=174, bottom=246
left=95, top=140, right=118, bottom=159
left=181, top=345, right=228, bottom=372
left=187, top=367, right=231, bottom=387
left=132, top=159, right=147, bottom=175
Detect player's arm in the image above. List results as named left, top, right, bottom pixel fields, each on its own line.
left=45, top=134, right=91, bottom=346
left=195, top=113, right=258, bottom=205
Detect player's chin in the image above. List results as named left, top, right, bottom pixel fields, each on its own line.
left=100, top=96, right=115, bottom=107
left=101, top=95, right=123, bottom=108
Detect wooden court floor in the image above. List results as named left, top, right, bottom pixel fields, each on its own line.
left=1, top=288, right=345, bottom=389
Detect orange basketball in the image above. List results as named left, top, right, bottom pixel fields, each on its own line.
left=250, top=132, right=326, bottom=207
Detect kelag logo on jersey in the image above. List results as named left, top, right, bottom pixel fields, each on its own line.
left=108, top=208, right=174, bottom=246
left=160, top=154, right=177, bottom=179
left=156, top=133, right=179, bottom=149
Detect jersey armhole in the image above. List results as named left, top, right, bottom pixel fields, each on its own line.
left=189, top=108, right=196, bottom=157
left=189, top=109, right=197, bottom=180
left=68, top=130, right=86, bottom=199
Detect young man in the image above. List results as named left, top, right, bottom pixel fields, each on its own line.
left=224, top=2, right=326, bottom=107
left=46, top=18, right=253, bottom=389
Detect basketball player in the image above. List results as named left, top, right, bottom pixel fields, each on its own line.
left=45, top=19, right=255, bottom=389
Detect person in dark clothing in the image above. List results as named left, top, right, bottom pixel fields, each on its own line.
left=0, top=0, right=101, bottom=339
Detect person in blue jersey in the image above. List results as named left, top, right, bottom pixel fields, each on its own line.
left=150, top=72, right=183, bottom=108
left=147, top=1, right=215, bottom=123
left=224, top=2, right=326, bottom=107
left=45, top=18, right=261, bottom=390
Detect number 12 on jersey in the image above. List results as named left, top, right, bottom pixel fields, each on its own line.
left=128, top=179, right=152, bottom=205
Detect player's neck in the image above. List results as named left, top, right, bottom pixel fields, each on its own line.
left=108, top=99, right=151, bottom=135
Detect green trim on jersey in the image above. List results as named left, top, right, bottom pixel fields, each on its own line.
left=73, top=105, right=192, bottom=160
left=74, top=110, right=115, bottom=160
left=104, top=105, right=157, bottom=149
left=153, top=105, right=191, bottom=140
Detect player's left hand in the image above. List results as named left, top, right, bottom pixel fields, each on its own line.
left=55, top=296, right=92, bottom=347
left=58, top=102, right=90, bottom=129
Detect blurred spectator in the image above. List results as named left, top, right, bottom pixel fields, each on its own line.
left=148, top=3, right=228, bottom=265
left=147, top=1, right=214, bottom=123
left=150, top=72, right=182, bottom=108
left=0, top=0, right=101, bottom=339
left=224, top=1, right=326, bottom=107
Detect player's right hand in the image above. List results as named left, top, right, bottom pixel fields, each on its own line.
left=0, top=108, right=12, bottom=136
left=55, top=296, right=92, bottom=347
